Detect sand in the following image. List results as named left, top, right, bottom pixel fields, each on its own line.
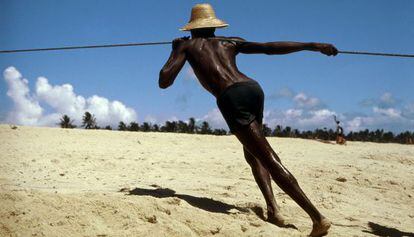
left=0, top=124, right=413, bottom=236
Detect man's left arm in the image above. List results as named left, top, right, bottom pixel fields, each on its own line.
left=238, top=41, right=338, bottom=56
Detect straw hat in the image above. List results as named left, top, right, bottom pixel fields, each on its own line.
left=180, top=3, right=228, bottom=31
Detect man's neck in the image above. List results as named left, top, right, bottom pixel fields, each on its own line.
left=192, top=33, right=216, bottom=38
left=191, top=28, right=216, bottom=38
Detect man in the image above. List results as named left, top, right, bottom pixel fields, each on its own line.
left=334, top=115, right=346, bottom=145
left=159, top=3, right=337, bottom=237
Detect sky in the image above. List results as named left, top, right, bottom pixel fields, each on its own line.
left=1, top=0, right=413, bottom=132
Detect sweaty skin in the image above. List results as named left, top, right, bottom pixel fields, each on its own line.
left=159, top=28, right=337, bottom=237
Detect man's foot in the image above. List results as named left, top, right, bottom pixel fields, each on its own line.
left=267, top=212, right=298, bottom=229
left=309, top=218, right=331, bottom=237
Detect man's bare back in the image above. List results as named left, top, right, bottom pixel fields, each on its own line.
left=183, top=37, right=252, bottom=97
left=160, top=35, right=250, bottom=97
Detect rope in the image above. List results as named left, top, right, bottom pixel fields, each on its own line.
left=0, top=41, right=172, bottom=54
left=0, top=40, right=413, bottom=58
left=338, top=50, right=414, bottom=58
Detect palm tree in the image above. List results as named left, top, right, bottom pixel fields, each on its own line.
left=262, top=124, right=272, bottom=137
left=383, top=131, right=394, bottom=142
left=282, top=126, right=292, bottom=137
left=104, top=125, right=112, bottom=130
left=396, top=131, right=413, bottom=144
left=129, top=122, right=139, bottom=131
left=152, top=124, right=160, bottom=132
left=58, top=114, right=76, bottom=128
left=272, top=125, right=282, bottom=137
left=200, top=121, right=212, bottom=134
left=188, top=117, right=196, bottom=133
left=118, top=121, right=127, bottom=131
left=161, top=121, right=177, bottom=132
left=82, top=112, right=97, bottom=129
left=177, top=120, right=189, bottom=133
left=140, top=122, right=151, bottom=132
left=374, top=129, right=384, bottom=143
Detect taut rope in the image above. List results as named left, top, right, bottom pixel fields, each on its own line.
left=1, top=40, right=413, bottom=58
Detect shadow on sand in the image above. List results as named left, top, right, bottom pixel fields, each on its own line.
left=362, top=222, right=414, bottom=237
left=125, top=186, right=298, bottom=230
left=127, top=187, right=250, bottom=214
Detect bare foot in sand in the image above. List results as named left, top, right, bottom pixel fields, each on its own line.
left=309, top=217, right=331, bottom=237
left=267, top=212, right=298, bottom=229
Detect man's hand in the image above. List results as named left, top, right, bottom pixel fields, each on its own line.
left=316, top=43, right=338, bottom=56
left=172, top=36, right=190, bottom=50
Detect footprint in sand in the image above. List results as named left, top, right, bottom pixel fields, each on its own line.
left=145, top=215, right=157, bottom=223
left=249, top=221, right=262, bottom=227
left=210, top=226, right=222, bottom=234
left=166, top=197, right=181, bottom=205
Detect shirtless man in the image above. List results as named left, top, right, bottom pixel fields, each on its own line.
left=159, top=4, right=337, bottom=236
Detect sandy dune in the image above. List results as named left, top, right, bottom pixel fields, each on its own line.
left=0, top=124, right=413, bottom=236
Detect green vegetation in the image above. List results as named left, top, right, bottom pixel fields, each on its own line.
left=58, top=113, right=414, bottom=144
left=82, top=112, right=98, bottom=129
left=58, top=114, right=76, bottom=128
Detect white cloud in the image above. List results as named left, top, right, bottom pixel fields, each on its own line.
left=293, top=92, right=322, bottom=109
left=298, top=109, right=336, bottom=127
left=193, top=93, right=411, bottom=133
left=199, top=108, right=227, bottom=129
left=360, top=92, right=398, bottom=108
left=263, top=91, right=414, bottom=133
left=3, top=66, right=137, bottom=127
left=264, top=90, right=334, bottom=130
left=36, top=77, right=86, bottom=115
left=4, top=67, right=44, bottom=125
left=264, top=108, right=337, bottom=130
left=343, top=93, right=414, bottom=132
left=344, top=115, right=410, bottom=132
left=167, top=116, right=179, bottom=122
left=269, top=88, right=324, bottom=111
left=85, top=95, right=136, bottom=126
left=285, top=109, right=303, bottom=118
left=6, top=67, right=411, bottom=133
left=373, top=106, right=401, bottom=118
left=344, top=104, right=411, bottom=132
left=402, top=102, right=414, bottom=119
left=269, top=87, right=294, bottom=99
left=262, top=105, right=413, bottom=133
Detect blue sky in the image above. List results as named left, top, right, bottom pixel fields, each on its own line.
left=1, top=1, right=413, bottom=132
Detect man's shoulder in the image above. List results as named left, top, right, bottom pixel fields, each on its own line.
left=215, top=36, right=246, bottom=43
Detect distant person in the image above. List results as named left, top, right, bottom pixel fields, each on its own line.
left=334, top=115, right=346, bottom=145
left=159, top=4, right=337, bottom=236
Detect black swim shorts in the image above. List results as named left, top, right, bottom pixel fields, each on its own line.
left=217, top=80, right=264, bottom=133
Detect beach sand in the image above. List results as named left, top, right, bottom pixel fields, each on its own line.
left=1, top=124, right=413, bottom=236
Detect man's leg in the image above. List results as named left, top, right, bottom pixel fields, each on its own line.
left=233, top=120, right=330, bottom=237
left=243, top=147, right=287, bottom=226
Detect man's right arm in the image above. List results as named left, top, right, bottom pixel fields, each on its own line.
left=234, top=37, right=338, bottom=56
left=159, top=37, right=188, bottom=89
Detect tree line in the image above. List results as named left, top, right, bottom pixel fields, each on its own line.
left=59, top=112, right=414, bottom=145
left=58, top=112, right=227, bottom=135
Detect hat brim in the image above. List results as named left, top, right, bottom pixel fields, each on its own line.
left=180, top=19, right=229, bottom=31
